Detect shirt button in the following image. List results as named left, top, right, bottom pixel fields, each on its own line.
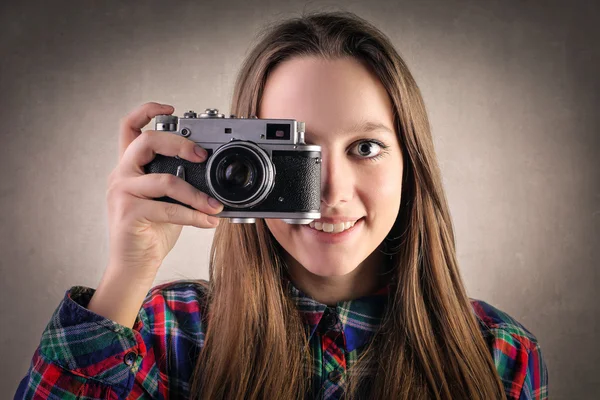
left=124, top=351, right=137, bottom=366
left=324, top=309, right=339, bottom=330
left=328, top=370, right=343, bottom=382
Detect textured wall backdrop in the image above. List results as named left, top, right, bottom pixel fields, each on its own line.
left=1, top=0, right=598, bottom=398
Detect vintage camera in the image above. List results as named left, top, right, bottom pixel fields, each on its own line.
left=143, top=108, right=321, bottom=224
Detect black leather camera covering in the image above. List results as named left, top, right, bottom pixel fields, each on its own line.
left=143, top=150, right=320, bottom=213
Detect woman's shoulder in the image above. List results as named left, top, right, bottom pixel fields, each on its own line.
left=468, top=298, right=548, bottom=399
left=147, top=278, right=210, bottom=298
left=139, top=279, right=211, bottom=339
left=143, top=278, right=210, bottom=309
left=469, top=298, right=539, bottom=348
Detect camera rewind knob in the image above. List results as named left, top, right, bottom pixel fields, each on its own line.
left=155, top=115, right=178, bottom=131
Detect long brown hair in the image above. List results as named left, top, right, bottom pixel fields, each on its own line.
left=189, top=10, right=506, bottom=399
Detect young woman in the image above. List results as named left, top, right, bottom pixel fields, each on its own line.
left=15, top=11, right=548, bottom=400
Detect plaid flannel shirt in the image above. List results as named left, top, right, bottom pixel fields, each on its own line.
left=15, top=278, right=548, bottom=399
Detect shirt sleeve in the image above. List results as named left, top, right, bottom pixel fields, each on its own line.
left=486, top=326, right=549, bottom=400
left=518, top=342, right=549, bottom=400
left=14, top=285, right=157, bottom=400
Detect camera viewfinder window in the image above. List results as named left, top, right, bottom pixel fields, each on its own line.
left=266, top=124, right=290, bottom=140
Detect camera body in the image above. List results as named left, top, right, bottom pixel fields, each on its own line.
left=143, top=108, right=321, bottom=224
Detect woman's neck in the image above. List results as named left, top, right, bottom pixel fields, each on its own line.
left=284, top=250, right=391, bottom=306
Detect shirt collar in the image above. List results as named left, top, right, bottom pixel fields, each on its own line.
left=283, top=274, right=390, bottom=352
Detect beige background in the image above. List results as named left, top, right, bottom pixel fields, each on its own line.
left=2, top=0, right=598, bottom=398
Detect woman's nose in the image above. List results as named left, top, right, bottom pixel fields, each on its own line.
left=320, top=154, right=354, bottom=208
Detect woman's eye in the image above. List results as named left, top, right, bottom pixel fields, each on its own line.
left=351, top=140, right=385, bottom=159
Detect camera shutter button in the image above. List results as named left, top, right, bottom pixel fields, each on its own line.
left=200, top=109, right=224, bottom=118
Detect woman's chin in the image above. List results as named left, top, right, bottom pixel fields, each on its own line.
left=299, top=259, right=358, bottom=277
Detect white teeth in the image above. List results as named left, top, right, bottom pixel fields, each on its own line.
left=308, top=219, right=358, bottom=233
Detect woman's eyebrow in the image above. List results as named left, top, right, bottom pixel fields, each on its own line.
left=303, top=120, right=396, bottom=143
left=344, top=120, right=395, bottom=136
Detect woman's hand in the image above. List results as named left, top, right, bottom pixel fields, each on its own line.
left=105, top=102, right=224, bottom=281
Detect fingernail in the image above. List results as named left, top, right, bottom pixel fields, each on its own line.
left=208, top=196, right=222, bottom=209
left=207, top=215, right=220, bottom=225
left=194, top=145, right=207, bottom=159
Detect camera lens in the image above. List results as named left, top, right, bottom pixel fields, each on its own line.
left=206, top=141, right=275, bottom=208
left=217, top=156, right=255, bottom=190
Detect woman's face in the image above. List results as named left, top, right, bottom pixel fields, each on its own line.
left=260, top=56, right=403, bottom=277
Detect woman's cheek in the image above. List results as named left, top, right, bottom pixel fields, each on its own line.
left=363, top=165, right=399, bottom=200
left=265, top=219, right=298, bottom=250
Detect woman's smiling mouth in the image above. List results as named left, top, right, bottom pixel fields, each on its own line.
left=302, top=217, right=365, bottom=244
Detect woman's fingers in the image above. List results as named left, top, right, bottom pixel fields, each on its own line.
left=122, top=172, right=224, bottom=217
left=118, top=129, right=206, bottom=178
left=118, top=102, right=174, bottom=161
